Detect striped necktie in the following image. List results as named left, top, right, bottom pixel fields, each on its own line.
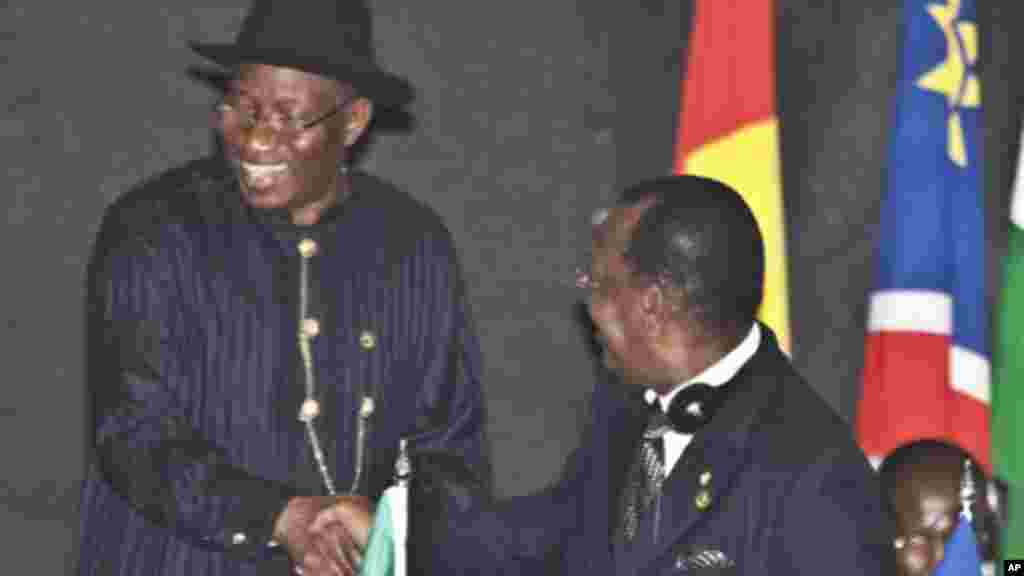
left=619, top=407, right=671, bottom=542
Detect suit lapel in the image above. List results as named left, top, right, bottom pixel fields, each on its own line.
left=634, top=325, right=786, bottom=570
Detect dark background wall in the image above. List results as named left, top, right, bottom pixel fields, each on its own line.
left=1, top=1, right=1020, bottom=574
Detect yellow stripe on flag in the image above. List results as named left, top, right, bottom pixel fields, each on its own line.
left=683, top=117, right=790, bottom=352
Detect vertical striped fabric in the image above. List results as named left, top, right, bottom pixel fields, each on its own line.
left=77, top=158, right=487, bottom=576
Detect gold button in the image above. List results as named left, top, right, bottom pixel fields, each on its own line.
left=359, top=396, right=375, bottom=418
left=699, top=470, right=712, bottom=487
left=302, top=318, right=320, bottom=337
left=298, top=398, right=320, bottom=422
left=359, top=331, right=376, bottom=350
left=298, top=238, right=318, bottom=258
left=695, top=489, right=712, bottom=510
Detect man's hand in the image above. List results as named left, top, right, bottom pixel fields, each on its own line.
left=309, top=494, right=373, bottom=550
left=273, top=495, right=372, bottom=576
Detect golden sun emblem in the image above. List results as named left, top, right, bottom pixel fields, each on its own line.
left=915, top=0, right=980, bottom=167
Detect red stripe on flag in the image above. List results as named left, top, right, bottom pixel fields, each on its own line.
left=858, top=331, right=990, bottom=471
left=675, top=0, right=776, bottom=160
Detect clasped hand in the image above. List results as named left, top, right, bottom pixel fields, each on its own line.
left=274, top=494, right=374, bottom=576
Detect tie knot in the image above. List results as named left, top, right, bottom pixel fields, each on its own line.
left=643, top=407, right=672, bottom=439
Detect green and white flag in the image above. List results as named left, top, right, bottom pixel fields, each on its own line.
left=358, top=484, right=407, bottom=576
left=994, top=125, right=1024, bottom=566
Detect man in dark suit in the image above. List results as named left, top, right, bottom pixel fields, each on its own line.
left=413, top=174, right=892, bottom=574
left=324, top=175, right=893, bottom=573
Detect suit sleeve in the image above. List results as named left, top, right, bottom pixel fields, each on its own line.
left=427, top=447, right=585, bottom=575
left=402, top=228, right=491, bottom=488
left=424, top=354, right=622, bottom=574
left=89, top=233, right=296, bottom=559
left=775, top=448, right=895, bottom=575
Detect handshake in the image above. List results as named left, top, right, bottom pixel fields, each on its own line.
left=273, top=492, right=372, bottom=576
left=272, top=450, right=490, bottom=576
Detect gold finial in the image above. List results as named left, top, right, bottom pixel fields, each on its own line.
left=395, top=437, right=411, bottom=484
left=298, top=238, right=318, bottom=258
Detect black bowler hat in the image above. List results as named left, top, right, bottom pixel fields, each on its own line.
left=190, top=0, right=413, bottom=107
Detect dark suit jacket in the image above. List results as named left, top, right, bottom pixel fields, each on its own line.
left=444, top=325, right=892, bottom=575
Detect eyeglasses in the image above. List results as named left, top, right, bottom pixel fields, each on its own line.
left=214, top=97, right=347, bottom=139
left=575, top=266, right=602, bottom=291
left=575, top=263, right=667, bottom=296
left=575, top=266, right=630, bottom=295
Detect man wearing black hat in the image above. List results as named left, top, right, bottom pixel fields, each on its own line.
left=76, top=1, right=488, bottom=575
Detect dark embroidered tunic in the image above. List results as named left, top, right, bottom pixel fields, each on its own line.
left=77, top=156, right=488, bottom=575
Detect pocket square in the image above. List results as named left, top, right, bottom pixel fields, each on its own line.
left=673, top=547, right=736, bottom=575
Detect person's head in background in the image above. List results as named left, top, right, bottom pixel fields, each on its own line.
left=879, top=439, right=1000, bottom=575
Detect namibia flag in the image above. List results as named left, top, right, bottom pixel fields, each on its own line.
left=855, top=0, right=989, bottom=472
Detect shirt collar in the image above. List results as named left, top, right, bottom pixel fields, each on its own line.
left=648, top=322, right=761, bottom=412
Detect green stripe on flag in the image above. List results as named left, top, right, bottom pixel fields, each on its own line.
left=994, top=134, right=1024, bottom=570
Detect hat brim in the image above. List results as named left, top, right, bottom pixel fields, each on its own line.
left=190, top=42, right=414, bottom=108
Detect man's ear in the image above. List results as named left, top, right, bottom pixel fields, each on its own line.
left=343, top=97, right=373, bottom=147
left=637, top=283, right=667, bottom=334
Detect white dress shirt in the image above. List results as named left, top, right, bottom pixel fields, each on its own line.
left=644, top=323, right=761, bottom=474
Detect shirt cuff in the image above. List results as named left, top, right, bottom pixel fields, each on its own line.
left=219, top=479, right=297, bottom=558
